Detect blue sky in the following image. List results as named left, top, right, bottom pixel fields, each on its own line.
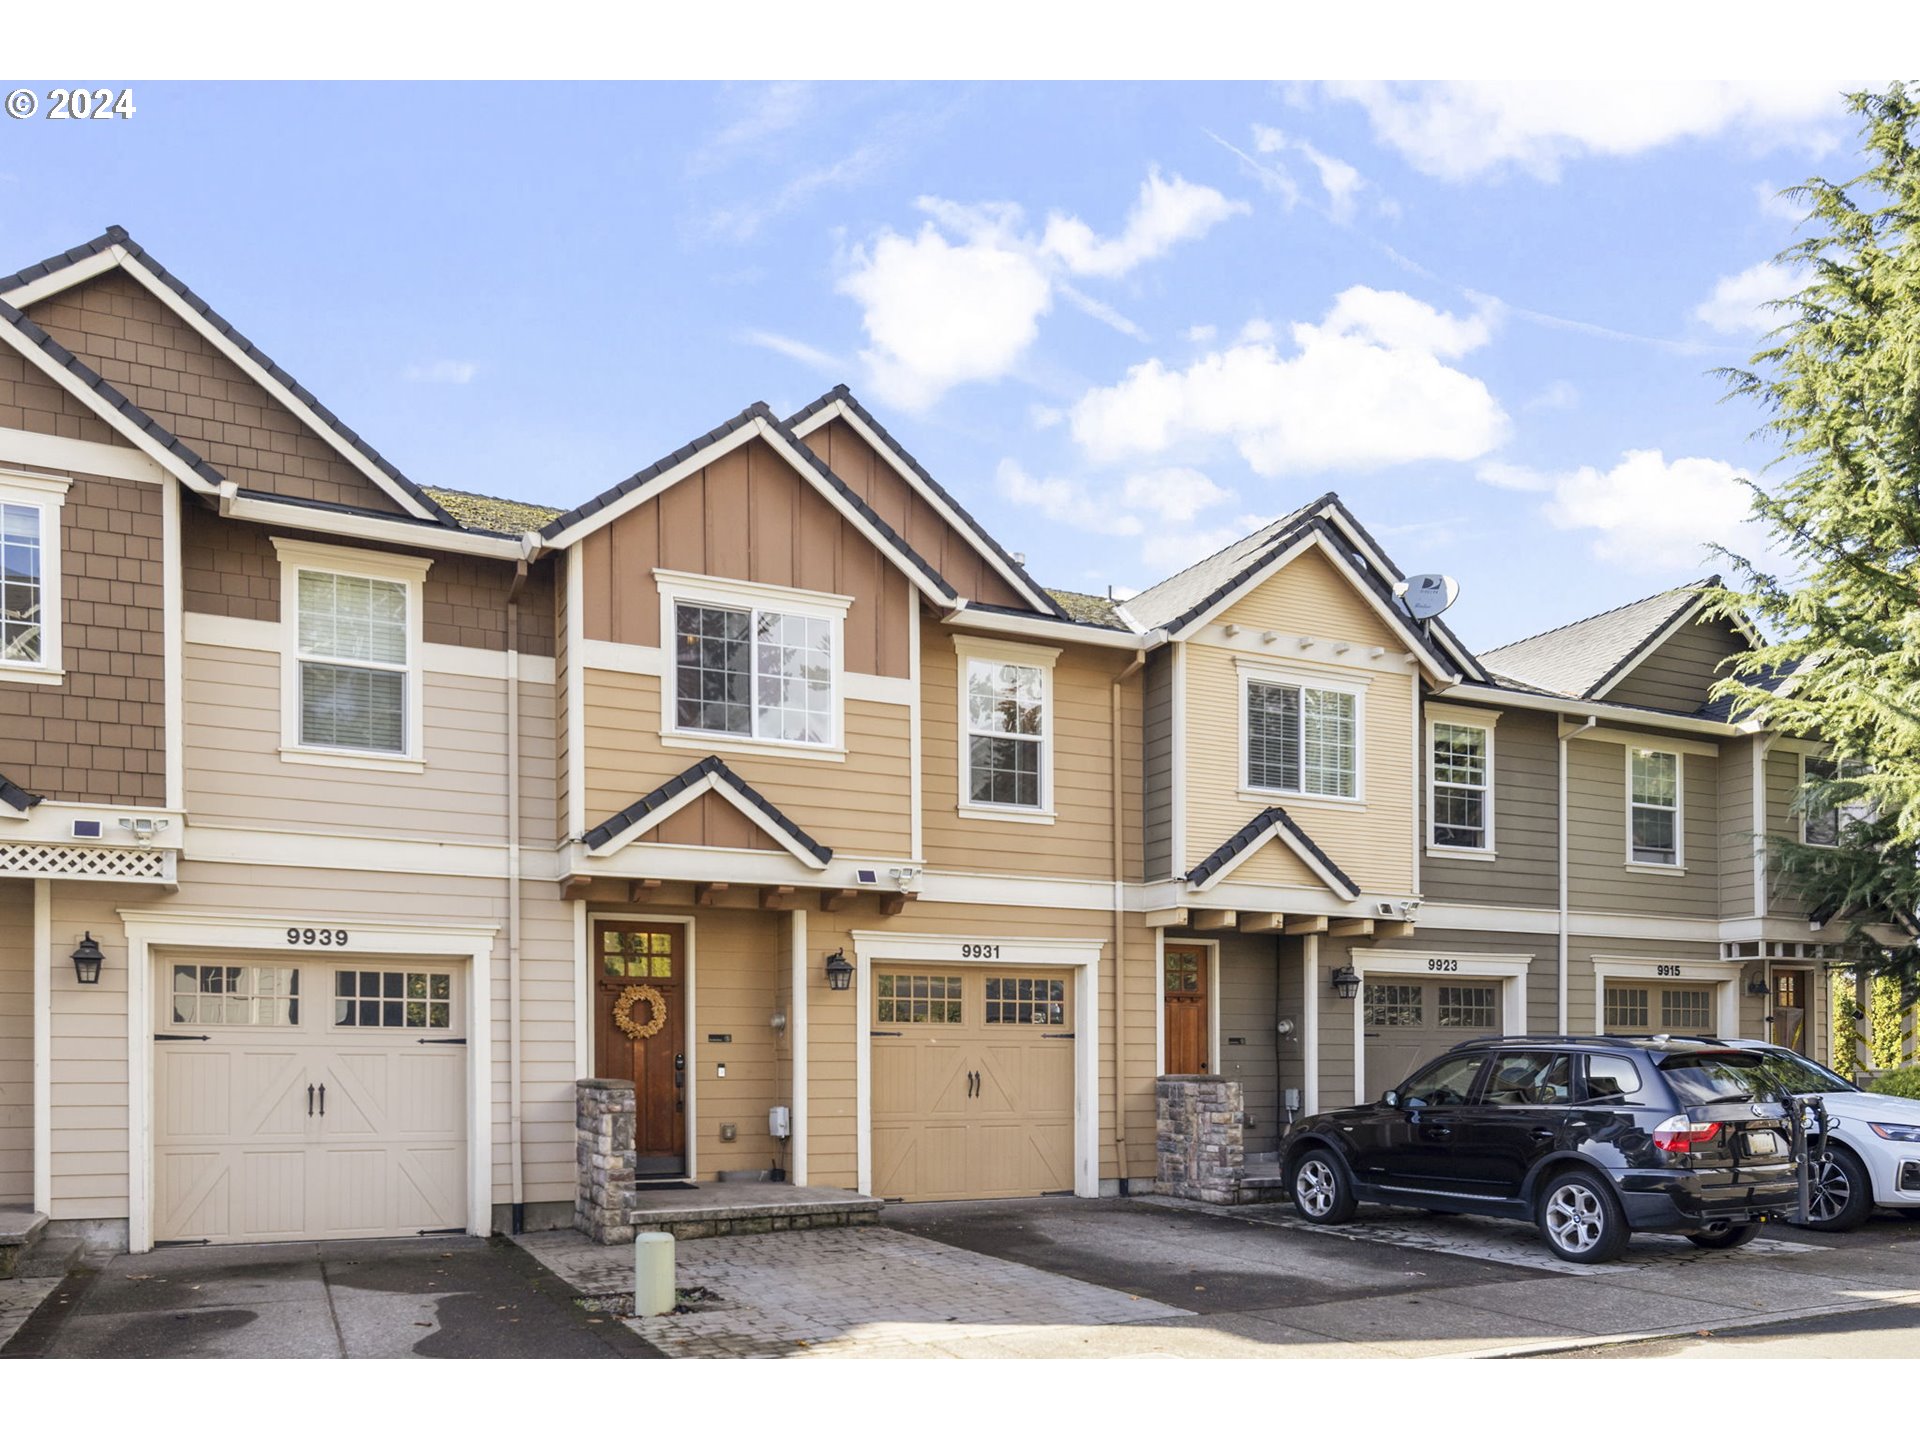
left=0, top=80, right=1868, bottom=648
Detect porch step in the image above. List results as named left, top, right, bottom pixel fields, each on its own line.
left=0, top=1209, right=47, bottom=1280
left=619, top=1183, right=883, bottom=1241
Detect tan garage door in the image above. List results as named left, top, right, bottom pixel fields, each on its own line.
left=154, top=957, right=467, bottom=1244
left=1362, top=980, right=1502, bottom=1093
left=871, top=967, right=1075, bottom=1202
left=1603, top=982, right=1718, bottom=1037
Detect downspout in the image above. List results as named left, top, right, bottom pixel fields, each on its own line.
left=1557, top=715, right=1598, bottom=1032
left=506, top=551, right=530, bottom=1233
left=1110, top=645, right=1149, bottom=1194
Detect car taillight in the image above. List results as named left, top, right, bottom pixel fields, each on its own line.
left=1653, top=1116, right=1723, bottom=1153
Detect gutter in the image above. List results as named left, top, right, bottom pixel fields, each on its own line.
left=1443, top=681, right=1739, bottom=737
left=1557, top=715, right=1599, bottom=1030
left=942, top=598, right=1151, bottom=650
left=1110, top=645, right=1149, bottom=1193
left=506, top=544, right=532, bottom=1233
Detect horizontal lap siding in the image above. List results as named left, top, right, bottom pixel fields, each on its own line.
left=921, top=637, right=1141, bottom=879
left=1604, top=617, right=1746, bottom=714
left=48, top=884, right=133, bottom=1217
left=0, top=883, right=30, bottom=1204
left=582, top=670, right=913, bottom=858
left=1214, top=936, right=1281, bottom=1151
left=1567, top=738, right=1718, bottom=916
left=1422, top=706, right=1559, bottom=909
left=1720, top=737, right=1757, bottom=917
left=1765, top=747, right=1808, bottom=915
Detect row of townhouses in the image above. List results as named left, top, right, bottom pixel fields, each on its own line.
left=0, top=228, right=1843, bottom=1250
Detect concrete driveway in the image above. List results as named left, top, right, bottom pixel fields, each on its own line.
left=1, top=1235, right=658, bottom=1360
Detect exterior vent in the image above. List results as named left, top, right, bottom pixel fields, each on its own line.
left=0, top=843, right=176, bottom=883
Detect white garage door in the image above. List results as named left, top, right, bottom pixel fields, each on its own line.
left=154, top=957, right=467, bottom=1244
left=1362, top=979, right=1502, bottom=1092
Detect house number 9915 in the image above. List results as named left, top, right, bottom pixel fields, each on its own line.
left=1656, top=964, right=1682, bottom=977
left=288, top=928, right=349, bottom=947
left=960, top=944, right=1001, bottom=959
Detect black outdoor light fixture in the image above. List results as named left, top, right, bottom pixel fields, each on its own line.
left=1746, top=978, right=1773, bottom=997
left=1330, top=963, right=1361, bottom=1001
left=824, top=948, right=854, bottom=992
left=70, top=932, right=104, bottom=986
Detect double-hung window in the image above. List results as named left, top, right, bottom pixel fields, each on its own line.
left=1628, top=748, right=1681, bottom=867
left=956, top=638, right=1056, bottom=818
left=0, top=473, right=67, bottom=683
left=673, top=602, right=833, bottom=746
left=1804, top=755, right=1872, bottom=846
left=1244, top=675, right=1359, bottom=799
left=274, top=538, right=428, bottom=767
left=1430, top=718, right=1492, bottom=850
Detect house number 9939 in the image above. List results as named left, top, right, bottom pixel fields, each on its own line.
left=960, top=944, right=1001, bottom=959
left=288, top=928, right=349, bottom=947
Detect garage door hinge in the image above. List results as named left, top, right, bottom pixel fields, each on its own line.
left=869, top=1030, right=902, bottom=1037
left=1042, top=1032, right=1074, bottom=1039
left=416, top=1037, right=467, bottom=1045
left=154, top=1033, right=210, bottom=1042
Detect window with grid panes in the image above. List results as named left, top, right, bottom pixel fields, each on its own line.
left=965, top=658, right=1046, bottom=808
left=1364, top=983, right=1422, bottom=1028
left=1, top=502, right=45, bottom=667
left=602, top=929, right=674, bottom=978
left=171, top=965, right=300, bottom=1026
left=1431, top=721, right=1490, bottom=848
left=1437, top=985, right=1496, bottom=1028
left=1630, top=749, right=1680, bottom=865
left=672, top=601, right=832, bottom=745
left=1604, top=986, right=1649, bottom=1029
left=295, top=569, right=410, bottom=753
left=876, top=974, right=963, bottom=1024
left=1246, top=678, right=1357, bottom=798
left=1660, top=988, right=1714, bottom=1032
left=985, top=976, right=1066, bottom=1025
left=1164, top=950, right=1201, bottom=994
left=333, top=970, right=453, bottom=1029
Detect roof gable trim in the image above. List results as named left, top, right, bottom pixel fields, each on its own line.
left=583, top=755, right=832, bottom=870
left=1185, top=805, right=1361, bottom=900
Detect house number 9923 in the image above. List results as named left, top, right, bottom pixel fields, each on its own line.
left=288, top=928, right=349, bottom=947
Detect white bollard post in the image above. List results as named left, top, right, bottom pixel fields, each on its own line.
left=634, top=1230, right=675, bottom=1318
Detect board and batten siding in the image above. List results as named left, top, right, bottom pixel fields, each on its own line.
left=1603, top=615, right=1746, bottom=714
left=581, top=669, right=913, bottom=860
left=1181, top=547, right=1418, bottom=895
left=0, top=882, right=30, bottom=1204
left=1213, top=935, right=1282, bottom=1153
left=1565, top=736, right=1719, bottom=916
left=1420, top=704, right=1559, bottom=910
left=920, top=634, right=1141, bottom=880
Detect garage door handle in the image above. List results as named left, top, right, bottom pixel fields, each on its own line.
left=417, top=1037, right=467, bottom=1045
left=307, top=1083, right=315, bottom=1117
left=870, top=1030, right=903, bottom=1037
left=318, top=1083, right=326, bottom=1117
left=155, top=1033, right=210, bottom=1042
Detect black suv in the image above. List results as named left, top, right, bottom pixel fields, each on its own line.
left=1281, top=1036, right=1803, bottom=1262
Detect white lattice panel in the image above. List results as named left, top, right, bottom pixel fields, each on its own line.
left=0, top=842, right=176, bottom=882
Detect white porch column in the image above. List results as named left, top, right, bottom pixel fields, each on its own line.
left=32, top=878, right=50, bottom=1216
left=1301, top=932, right=1320, bottom=1117
left=788, top=908, right=808, bottom=1186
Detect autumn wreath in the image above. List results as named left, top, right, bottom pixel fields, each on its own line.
left=613, top=983, right=667, bottom=1040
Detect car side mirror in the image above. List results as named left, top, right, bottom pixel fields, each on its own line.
left=1381, top=1090, right=1399, bottom=1108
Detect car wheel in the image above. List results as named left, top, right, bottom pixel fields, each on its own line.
left=1795, top=1146, right=1874, bottom=1233
left=1687, top=1220, right=1762, bottom=1250
left=1290, top=1150, right=1357, bottom=1225
left=1535, top=1170, right=1629, bottom=1263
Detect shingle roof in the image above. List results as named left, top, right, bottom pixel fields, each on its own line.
left=539, top=402, right=959, bottom=603
left=1479, top=579, right=1715, bottom=699
left=424, top=487, right=563, bottom=536
left=1122, top=495, right=1331, bottom=633
left=0, top=770, right=44, bottom=814
left=1185, top=805, right=1359, bottom=898
left=1044, top=588, right=1130, bottom=630
left=582, top=755, right=832, bottom=865
left=0, top=227, right=460, bottom=529
left=787, top=385, right=1068, bottom=619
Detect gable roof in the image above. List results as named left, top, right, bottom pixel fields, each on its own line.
left=1184, top=805, right=1360, bottom=900
left=1479, top=579, right=1723, bottom=701
left=1121, top=496, right=1481, bottom=682
left=582, top=755, right=832, bottom=868
left=787, top=385, right=1068, bottom=619
left=539, top=402, right=959, bottom=605
left=0, top=769, right=44, bottom=816
left=0, top=227, right=459, bottom=528
left=425, top=486, right=564, bottom=536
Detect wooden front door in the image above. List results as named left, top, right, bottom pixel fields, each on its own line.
left=1774, top=969, right=1812, bottom=1055
left=594, top=922, right=686, bottom=1173
left=1164, top=943, right=1210, bottom=1075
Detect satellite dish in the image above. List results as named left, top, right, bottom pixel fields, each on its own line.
left=1396, top=573, right=1460, bottom=621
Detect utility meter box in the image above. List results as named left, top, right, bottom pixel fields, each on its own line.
left=769, top=1105, right=791, bottom=1139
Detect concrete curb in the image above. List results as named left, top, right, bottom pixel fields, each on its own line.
left=1455, top=1289, right=1920, bottom=1358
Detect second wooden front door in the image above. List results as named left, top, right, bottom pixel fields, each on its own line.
left=1164, top=943, right=1210, bottom=1075
left=594, top=922, right=686, bottom=1174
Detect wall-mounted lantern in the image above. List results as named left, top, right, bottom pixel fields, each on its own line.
left=1746, top=978, right=1772, bottom=998
left=71, top=932, right=104, bottom=985
left=1330, top=963, right=1361, bottom=1001
left=824, top=948, right=854, bottom=992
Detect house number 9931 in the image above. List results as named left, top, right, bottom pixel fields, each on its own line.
left=960, top=944, right=1001, bottom=959
left=288, top=928, right=349, bottom=947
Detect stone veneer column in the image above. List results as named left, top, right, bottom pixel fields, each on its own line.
left=576, top=1078, right=638, bottom=1244
left=1155, top=1076, right=1246, bottom=1205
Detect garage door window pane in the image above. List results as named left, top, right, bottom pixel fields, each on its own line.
left=334, top=970, right=453, bottom=1028
left=1364, top=984, right=1422, bottom=1027
left=876, top=974, right=962, bottom=1024
left=1437, top=986, right=1496, bottom=1028
left=171, top=964, right=299, bottom=1026
left=1604, top=986, right=1649, bottom=1029
left=1660, top=988, right=1714, bottom=1031
left=986, top=976, right=1067, bottom=1025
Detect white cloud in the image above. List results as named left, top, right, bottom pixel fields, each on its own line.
left=692, top=82, right=814, bottom=173
left=995, top=459, right=1142, bottom=537
left=1238, top=318, right=1276, bottom=343
left=1692, top=260, right=1799, bottom=334
left=1120, top=467, right=1232, bottom=523
left=1754, top=180, right=1805, bottom=223
left=1327, top=80, right=1851, bottom=182
left=403, top=360, right=477, bottom=384
left=1040, top=168, right=1247, bottom=279
left=1028, top=403, right=1065, bottom=430
left=1237, top=125, right=1370, bottom=221
left=840, top=172, right=1243, bottom=410
left=1069, top=287, right=1508, bottom=476
left=1475, top=460, right=1553, bottom=492
left=740, top=329, right=843, bottom=374
left=1295, top=140, right=1366, bottom=222
left=1541, top=450, right=1764, bottom=570
left=1184, top=323, right=1217, bottom=344
left=702, top=140, right=893, bottom=243
left=1524, top=379, right=1579, bottom=412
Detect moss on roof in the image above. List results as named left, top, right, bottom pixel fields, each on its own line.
left=1044, top=588, right=1128, bottom=629
left=423, top=486, right=565, bottom=536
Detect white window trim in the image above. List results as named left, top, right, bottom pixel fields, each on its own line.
left=272, top=537, right=431, bottom=773
left=1237, top=664, right=1367, bottom=804
left=0, top=470, right=69, bottom=686
left=953, top=634, right=1058, bottom=824
left=1801, top=751, right=1871, bottom=847
left=1625, top=746, right=1683, bottom=871
left=656, top=569, right=851, bottom=760
left=1427, top=710, right=1495, bottom=857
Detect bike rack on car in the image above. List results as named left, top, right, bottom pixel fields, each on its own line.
left=1786, top=1095, right=1831, bottom=1226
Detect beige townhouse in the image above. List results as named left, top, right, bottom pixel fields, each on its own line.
left=0, top=227, right=1840, bottom=1259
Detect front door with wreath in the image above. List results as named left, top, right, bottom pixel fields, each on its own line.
left=594, top=921, right=686, bottom=1174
